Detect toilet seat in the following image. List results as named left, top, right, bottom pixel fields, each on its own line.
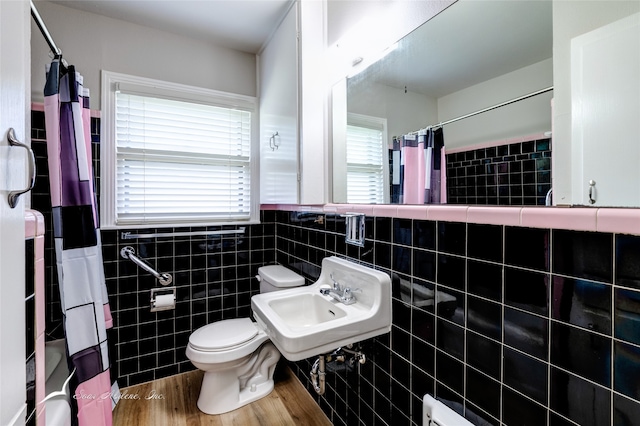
left=189, top=318, right=258, bottom=352
left=186, top=318, right=270, bottom=365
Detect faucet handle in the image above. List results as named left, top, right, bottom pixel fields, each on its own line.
left=342, top=287, right=361, bottom=298
left=330, top=273, right=342, bottom=290
left=341, top=287, right=361, bottom=305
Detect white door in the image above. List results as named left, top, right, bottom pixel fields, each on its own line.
left=259, top=3, right=300, bottom=204
left=0, top=0, right=29, bottom=424
left=571, top=13, right=640, bottom=207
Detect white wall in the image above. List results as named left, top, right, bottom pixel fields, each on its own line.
left=326, top=0, right=455, bottom=84
left=327, top=0, right=455, bottom=48
left=438, top=58, right=553, bottom=150
left=30, top=1, right=257, bottom=106
left=346, top=58, right=552, bottom=151
left=552, top=0, right=640, bottom=205
left=348, top=83, right=438, bottom=145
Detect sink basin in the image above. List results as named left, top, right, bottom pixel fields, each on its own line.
left=268, top=293, right=347, bottom=326
left=251, top=256, right=392, bottom=361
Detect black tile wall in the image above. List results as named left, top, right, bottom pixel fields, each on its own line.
left=616, top=234, right=640, bottom=289
left=275, top=212, right=640, bottom=426
left=30, top=111, right=278, bottom=387
left=446, top=138, right=552, bottom=206
left=466, top=331, right=500, bottom=380
left=31, top=110, right=640, bottom=425
left=504, top=347, right=548, bottom=404
left=553, top=229, right=613, bottom=283
left=615, top=288, right=640, bottom=346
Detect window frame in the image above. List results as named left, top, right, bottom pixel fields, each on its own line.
left=100, top=70, right=259, bottom=229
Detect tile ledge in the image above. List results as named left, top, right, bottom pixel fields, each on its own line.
left=262, top=204, right=640, bottom=236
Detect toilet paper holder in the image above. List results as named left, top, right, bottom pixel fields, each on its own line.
left=150, top=286, right=176, bottom=312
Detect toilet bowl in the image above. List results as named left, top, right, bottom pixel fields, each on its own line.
left=186, top=265, right=304, bottom=415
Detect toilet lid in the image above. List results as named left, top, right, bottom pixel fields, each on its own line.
left=189, top=318, right=258, bottom=351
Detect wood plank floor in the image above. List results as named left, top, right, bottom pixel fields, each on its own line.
left=113, top=367, right=332, bottom=426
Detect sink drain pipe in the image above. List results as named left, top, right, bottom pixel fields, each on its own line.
left=310, top=345, right=368, bottom=395
left=310, top=355, right=326, bottom=395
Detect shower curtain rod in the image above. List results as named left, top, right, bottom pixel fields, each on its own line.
left=30, top=0, right=62, bottom=56
left=408, top=86, right=554, bottom=135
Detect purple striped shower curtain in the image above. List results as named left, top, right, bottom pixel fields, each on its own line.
left=44, top=58, right=118, bottom=426
left=390, top=128, right=446, bottom=204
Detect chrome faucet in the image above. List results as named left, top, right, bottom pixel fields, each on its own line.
left=320, top=275, right=360, bottom=305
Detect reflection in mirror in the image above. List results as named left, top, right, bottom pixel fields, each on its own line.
left=333, top=0, right=553, bottom=206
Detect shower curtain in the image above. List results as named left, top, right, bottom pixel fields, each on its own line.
left=390, top=128, right=446, bottom=204
left=44, top=57, right=118, bottom=426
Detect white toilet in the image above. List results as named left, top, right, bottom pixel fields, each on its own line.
left=186, top=264, right=305, bottom=415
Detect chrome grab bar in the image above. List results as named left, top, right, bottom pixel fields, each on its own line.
left=7, top=128, right=37, bottom=208
left=120, top=246, right=173, bottom=285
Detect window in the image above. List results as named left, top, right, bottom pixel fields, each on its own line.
left=346, top=113, right=389, bottom=204
left=101, top=71, right=258, bottom=228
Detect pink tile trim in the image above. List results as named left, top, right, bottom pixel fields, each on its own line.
left=36, top=258, right=46, bottom=334
left=35, top=235, right=45, bottom=259
left=323, top=205, right=338, bottom=213
left=467, top=207, right=522, bottom=226
left=427, top=205, right=468, bottom=222
left=446, top=132, right=549, bottom=154
left=597, top=209, right=640, bottom=235
left=260, top=204, right=279, bottom=210
left=326, top=204, right=354, bottom=214
left=521, top=207, right=597, bottom=232
left=29, top=209, right=47, bottom=426
left=292, top=205, right=325, bottom=213
left=261, top=204, right=640, bottom=236
left=31, top=102, right=45, bottom=112
left=396, top=206, right=428, bottom=220
left=279, top=204, right=323, bottom=212
left=35, top=334, right=46, bottom=420
left=25, top=211, right=45, bottom=238
left=343, top=205, right=374, bottom=216
left=372, top=205, right=398, bottom=217
left=32, top=101, right=100, bottom=117
left=25, top=210, right=37, bottom=238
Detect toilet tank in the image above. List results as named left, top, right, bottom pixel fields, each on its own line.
left=257, top=265, right=304, bottom=293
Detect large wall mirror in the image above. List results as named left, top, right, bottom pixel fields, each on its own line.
left=332, top=0, right=553, bottom=205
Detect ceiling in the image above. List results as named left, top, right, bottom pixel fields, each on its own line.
left=42, top=0, right=552, bottom=98
left=349, top=0, right=553, bottom=98
left=45, top=0, right=294, bottom=53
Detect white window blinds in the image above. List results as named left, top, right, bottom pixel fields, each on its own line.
left=101, top=71, right=257, bottom=228
left=346, top=122, right=387, bottom=204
